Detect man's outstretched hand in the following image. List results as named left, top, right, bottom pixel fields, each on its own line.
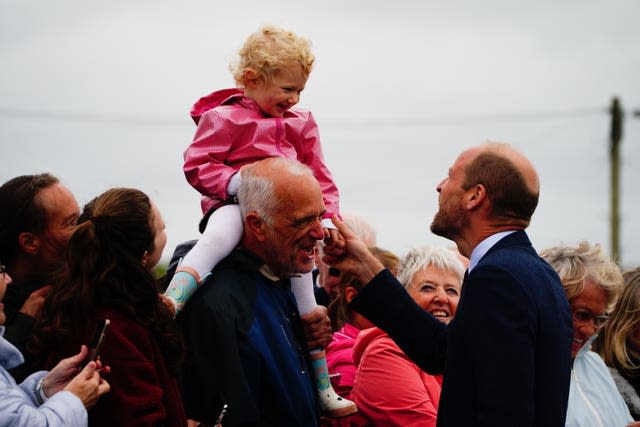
left=322, top=216, right=384, bottom=286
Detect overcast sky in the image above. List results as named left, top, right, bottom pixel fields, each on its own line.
left=2, top=0, right=639, bottom=267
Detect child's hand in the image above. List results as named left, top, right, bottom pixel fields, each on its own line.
left=159, top=294, right=177, bottom=317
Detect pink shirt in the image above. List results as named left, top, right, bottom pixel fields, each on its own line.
left=351, top=327, right=442, bottom=427
left=326, top=323, right=361, bottom=399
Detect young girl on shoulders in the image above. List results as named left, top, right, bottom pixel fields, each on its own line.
left=164, top=25, right=355, bottom=418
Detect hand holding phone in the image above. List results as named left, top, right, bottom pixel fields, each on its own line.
left=85, top=319, right=110, bottom=364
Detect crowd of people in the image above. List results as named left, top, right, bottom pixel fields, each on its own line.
left=2, top=24, right=640, bottom=427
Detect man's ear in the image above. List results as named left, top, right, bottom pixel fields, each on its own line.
left=18, top=232, right=40, bottom=255
left=466, top=184, right=487, bottom=210
left=245, top=212, right=267, bottom=242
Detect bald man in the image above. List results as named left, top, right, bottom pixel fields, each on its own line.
left=178, top=158, right=332, bottom=426
left=325, top=143, right=573, bottom=426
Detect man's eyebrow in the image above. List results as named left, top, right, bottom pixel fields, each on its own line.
left=291, top=211, right=325, bottom=226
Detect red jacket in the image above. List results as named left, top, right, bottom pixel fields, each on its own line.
left=45, top=307, right=187, bottom=427
left=351, top=327, right=442, bottom=427
left=185, top=88, right=340, bottom=217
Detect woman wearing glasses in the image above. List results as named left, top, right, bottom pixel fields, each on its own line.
left=540, top=241, right=637, bottom=427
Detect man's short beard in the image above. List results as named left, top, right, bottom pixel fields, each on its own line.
left=430, top=206, right=467, bottom=241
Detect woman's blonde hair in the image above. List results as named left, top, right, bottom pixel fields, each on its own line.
left=539, top=241, right=623, bottom=312
left=231, top=25, right=314, bottom=87
left=595, top=267, right=640, bottom=377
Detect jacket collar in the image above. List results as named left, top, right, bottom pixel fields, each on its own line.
left=575, top=334, right=598, bottom=360
left=231, top=247, right=299, bottom=282
left=0, top=327, right=25, bottom=370
left=468, top=230, right=517, bottom=272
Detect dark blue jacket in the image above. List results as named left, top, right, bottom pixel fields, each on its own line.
left=351, top=231, right=572, bottom=427
left=178, top=247, right=318, bottom=426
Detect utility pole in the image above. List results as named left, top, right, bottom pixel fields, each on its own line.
left=609, top=97, right=623, bottom=264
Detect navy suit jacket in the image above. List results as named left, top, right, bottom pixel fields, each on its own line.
left=351, top=230, right=572, bottom=427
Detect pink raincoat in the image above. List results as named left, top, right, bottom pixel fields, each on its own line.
left=185, top=88, right=340, bottom=217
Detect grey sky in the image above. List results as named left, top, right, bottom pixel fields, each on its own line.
left=2, top=0, right=639, bottom=266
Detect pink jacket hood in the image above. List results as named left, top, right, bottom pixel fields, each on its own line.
left=352, top=327, right=386, bottom=366
left=190, top=88, right=243, bottom=125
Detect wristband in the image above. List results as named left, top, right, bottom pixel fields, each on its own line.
left=35, top=376, right=49, bottom=404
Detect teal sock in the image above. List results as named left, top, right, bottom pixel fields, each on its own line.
left=164, top=271, right=199, bottom=315
left=311, top=356, right=331, bottom=391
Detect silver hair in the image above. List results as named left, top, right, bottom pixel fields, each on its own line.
left=238, top=157, right=313, bottom=225
left=539, top=241, right=623, bottom=311
left=396, top=246, right=466, bottom=290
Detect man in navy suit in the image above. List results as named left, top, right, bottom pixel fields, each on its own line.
left=324, top=143, right=573, bottom=426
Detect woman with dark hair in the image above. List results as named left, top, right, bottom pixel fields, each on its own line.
left=325, top=247, right=399, bottom=401
left=32, top=188, right=187, bottom=426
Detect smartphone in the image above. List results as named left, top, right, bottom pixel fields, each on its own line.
left=85, top=318, right=110, bottom=364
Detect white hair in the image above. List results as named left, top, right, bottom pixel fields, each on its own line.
left=396, top=246, right=466, bottom=290
left=238, top=157, right=313, bottom=225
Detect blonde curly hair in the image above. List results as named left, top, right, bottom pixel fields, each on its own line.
left=231, top=25, right=314, bottom=87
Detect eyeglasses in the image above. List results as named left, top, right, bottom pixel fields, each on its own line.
left=572, top=308, right=609, bottom=329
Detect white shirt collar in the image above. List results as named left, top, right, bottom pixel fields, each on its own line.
left=468, top=230, right=517, bottom=272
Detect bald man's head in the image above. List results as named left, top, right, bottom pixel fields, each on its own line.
left=462, top=142, right=539, bottom=226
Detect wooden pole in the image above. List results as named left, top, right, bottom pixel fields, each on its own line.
left=609, top=97, right=623, bottom=264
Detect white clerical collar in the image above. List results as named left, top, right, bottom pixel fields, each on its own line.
left=258, top=264, right=301, bottom=282
left=468, top=230, right=517, bottom=272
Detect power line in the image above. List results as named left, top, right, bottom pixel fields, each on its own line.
left=0, top=107, right=186, bottom=127
left=0, top=105, right=615, bottom=128
left=322, top=107, right=606, bottom=127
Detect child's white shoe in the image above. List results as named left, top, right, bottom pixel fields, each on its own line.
left=318, top=385, right=357, bottom=418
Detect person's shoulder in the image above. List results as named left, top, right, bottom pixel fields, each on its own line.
left=93, top=308, right=156, bottom=361
left=577, top=351, right=625, bottom=388
left=478, top=232, right=553, bottom=277
left=483, top=231, right=534, bottom=260
left=94, top=307, right=147, bottom=338
left=210, top=248, right=262, bottom=282
left=187, top=249, right=262, bottom=308
left=198, top=105, right=242, bottom=127
left=354, top=328, right=392, bottom=355
left=582, top=350, right=609, bottom=368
